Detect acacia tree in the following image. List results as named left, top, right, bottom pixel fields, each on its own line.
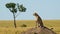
left=5, top=3, right=26, bottom=28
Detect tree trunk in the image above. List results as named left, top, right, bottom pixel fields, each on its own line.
left=13, top=13, right=16, bottom=28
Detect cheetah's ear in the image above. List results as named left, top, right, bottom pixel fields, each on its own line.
left=33, top=11, right=37, bottom=14
left=33, top=11, right=37, bottom=16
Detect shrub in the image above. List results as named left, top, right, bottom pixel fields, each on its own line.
left=21, top=24, right=27, bottom=27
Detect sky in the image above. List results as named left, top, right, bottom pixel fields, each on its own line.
left=0, top=0, right=60, bottom=20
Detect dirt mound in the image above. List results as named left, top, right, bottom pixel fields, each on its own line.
left=21, top=27, right=56, bottom=34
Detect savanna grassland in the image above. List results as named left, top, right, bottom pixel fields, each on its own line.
left=0, top=20, right=60, bottom=34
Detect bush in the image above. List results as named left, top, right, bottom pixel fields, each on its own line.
left=21, top=24, right=27, bottom=27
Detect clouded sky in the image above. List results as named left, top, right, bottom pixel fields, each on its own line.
left=0, top=0, right=60, bottom=20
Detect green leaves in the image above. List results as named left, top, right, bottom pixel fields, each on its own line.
left=5, top=3, right=26, bottom=13
left=11, top=8, right=17, bottom=13
left=5, top=3, right=16, bottom=8
left=5, top=3, right=17, bottom=13
left=18, top=4, right=26, bottom=12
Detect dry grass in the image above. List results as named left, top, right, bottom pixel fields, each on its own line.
left=0, top=20, right=60, bottom=34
